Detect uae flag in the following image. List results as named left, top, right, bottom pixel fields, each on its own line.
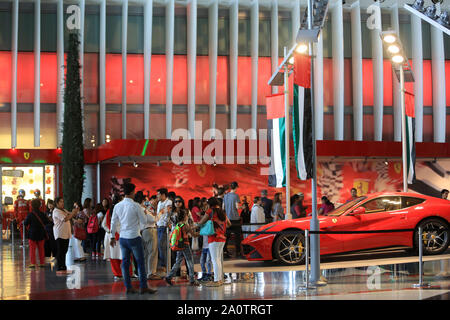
left=292, top=53, right=313, bottom=180
left=266, top=94, right=286, bottom=188
left=405, top=90, right=416, bottom=184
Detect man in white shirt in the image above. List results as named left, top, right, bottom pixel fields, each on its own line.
left=155, top=188, right=172, bottom=271
left=110, top=183, right=157, bottom=295
left=52, top=197, right=78, bottom=274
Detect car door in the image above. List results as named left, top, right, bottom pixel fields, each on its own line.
left=342, top=196, right=409, bottom=252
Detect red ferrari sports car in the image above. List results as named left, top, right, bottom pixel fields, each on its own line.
left=242, top=192, right=450, bottom=265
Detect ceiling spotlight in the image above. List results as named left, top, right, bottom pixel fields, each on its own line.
left=424, top=5, right=437, bottom=19
left=411, top=0, right=425, bottom=12
left=383, top=34, right=396, bottom=44
left=288, top=56, right=294, bottom=64
left=387, top=44, right=400, bottom=54
left=133, top=161, right=138, bottom=168
left=295, top=43, right=308, bottom=54
left=384, top=160, right=388, bottom=165
left=436, top=11, right=450, bottom=29
left=392, top=55, right=404, bottom=64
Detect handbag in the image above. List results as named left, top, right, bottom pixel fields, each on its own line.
left=191, top=236, right=199, bottom=251
left=199, top=220, right=215, bottom=236
left=74, top=224, right=87, bottom=240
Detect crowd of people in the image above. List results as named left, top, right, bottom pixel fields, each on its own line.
left=21, top=183, right=450, bottom=293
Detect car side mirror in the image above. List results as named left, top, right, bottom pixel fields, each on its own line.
left=350, top=207, right=365, bottom=216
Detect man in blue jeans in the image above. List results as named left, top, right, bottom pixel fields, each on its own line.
left=156, top=188, right=173, bottom=272
left=110, top=183, right=157, bottom=295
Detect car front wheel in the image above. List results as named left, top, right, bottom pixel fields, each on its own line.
left=273, top=230, right=306, bottom=265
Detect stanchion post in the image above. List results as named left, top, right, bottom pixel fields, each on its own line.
left=11, top=220, right=14, bottom=243
left=166, top=227, right=171, bottom=274
left=22, top=221, right=25, bottom=247
left=413, top=226, right=430, bottom=288
left=298, top=229, right=316, bottom=292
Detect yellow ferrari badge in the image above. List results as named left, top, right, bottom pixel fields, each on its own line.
left=332, top=218, right=337, bottom=224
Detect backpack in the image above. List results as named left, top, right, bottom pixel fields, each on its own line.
left=87, top=215, right=99, bottom=234
left=169, top=223, right=185, bottom=251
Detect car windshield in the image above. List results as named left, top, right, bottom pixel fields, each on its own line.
left=326, top=197, right=367, bottom=217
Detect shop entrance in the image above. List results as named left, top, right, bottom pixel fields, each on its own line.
left=1, top=165, right=56, bottom=234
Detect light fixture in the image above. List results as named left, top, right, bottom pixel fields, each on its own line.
left=295, top=43, right=308, bottom=54
left=383, top=34, right=396, bottom=44
left=387, top=44, right=400, bottom=54
left=392, top=55, right=404, bottom=64
left=436, top=11, right=450, bottom=28
left=133, top=161, right=138, bottom=168
left=424, top=5, right=437, bottom=19
left=411, top=0, right=425, bottom=12
left=288, top=56, right=294, bottom=64
left=384, top=160, right=388, bottom=166
left=405, top=1, right=449, bottom=35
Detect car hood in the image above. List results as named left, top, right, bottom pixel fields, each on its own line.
left=256, top=216, right=330, bottom=231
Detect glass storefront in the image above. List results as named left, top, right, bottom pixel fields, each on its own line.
left=1, top=165, right=55, bottom=222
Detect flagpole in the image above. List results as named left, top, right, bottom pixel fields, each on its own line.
left=400, top=66, right=408, bottom=192
left=284, top=46, right=291, bottom=219
left=307, top=0, right=321, bottom=285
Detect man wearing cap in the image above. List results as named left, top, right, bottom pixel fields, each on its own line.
left=223, top=181, right=243, bottom=258
left=261, top=190, right=273, bottom=223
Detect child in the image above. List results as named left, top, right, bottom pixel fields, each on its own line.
left=165, top=209, right=200, bottom=286
left=199, top=234, right=213, bottom=282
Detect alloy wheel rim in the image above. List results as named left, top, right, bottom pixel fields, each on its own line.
left=278, top=234, right=304, bottom=264
left=421, top=222, right=449, bottom=253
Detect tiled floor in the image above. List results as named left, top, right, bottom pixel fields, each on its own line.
left=0, top=237, right=449, bottom=300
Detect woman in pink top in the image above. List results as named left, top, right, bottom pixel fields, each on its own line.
left=318, top=196, right=335, bottom=216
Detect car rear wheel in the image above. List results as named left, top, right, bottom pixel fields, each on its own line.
left=273, top=230, right=305, bottom=265
left=414, top=218, right=450, bottom=255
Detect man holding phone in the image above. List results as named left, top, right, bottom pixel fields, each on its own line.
left=155, top=188, right=173, bottom=273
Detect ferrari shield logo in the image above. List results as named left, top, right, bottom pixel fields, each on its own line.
left=24, top=152, right=30, bottom=160
left=332, top=218, right=337, bottom=224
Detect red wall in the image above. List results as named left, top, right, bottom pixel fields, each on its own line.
left=1, top=51, right=448, bottom=107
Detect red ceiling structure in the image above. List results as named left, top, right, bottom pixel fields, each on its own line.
left=1, top=140, right=449, bottom=165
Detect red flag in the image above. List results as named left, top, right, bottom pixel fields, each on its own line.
left=405, top=91, right=415, bottom=118
left=294, top=53, right=311, bottom=88
left=266, top=93, right=285, bottom=120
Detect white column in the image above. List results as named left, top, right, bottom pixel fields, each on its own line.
left=99, top=0, right=106, bottom=145
left=34, top=0, right=41, bottom=147
left=431, top=8, right=446, bottom=143
left=229, top=0, right=238, bottom=139
left=209, top=0, right=218, bottom=138
left=271, top=0, right=278, bottom=95
left=331, top=1, right=344, bottom=141
left=292, top=0, right=300, bottom=44
left=57, top=0, right=64, bottom=147
left=371, top=5, right=383, bottom=141
left=250, top=0, right=259, bottom=140
left=314, top=29, right=324, bottom=141
left=187, top=0, right=197, bottom=138
left=79, top=0, right=85, bottom=139
left=411, top=14, right=423, bottom=142
left=351, top=1, right=363, bottom=141
left=11, top=0, right=18, bottom=148
left=391, top=5, right=401, bottom=142
left=144, top=0, right=153, bottom=139
left=166, top=0, right=175, bottom=139
left=122, top=0, right=128, bottom=139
